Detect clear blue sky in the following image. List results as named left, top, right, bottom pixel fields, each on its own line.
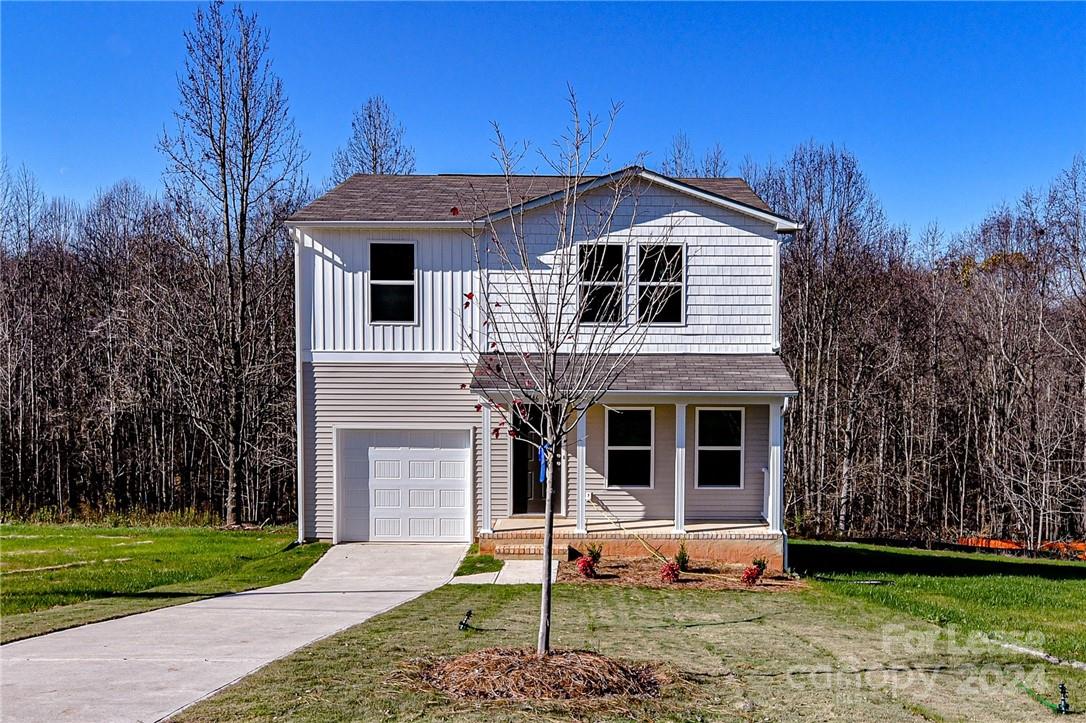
left=3, top=2, right=1084, bottom=235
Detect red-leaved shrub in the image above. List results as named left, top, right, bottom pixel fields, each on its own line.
left=659, top=561, right=681, bottom=583
left=741, top=565, right=762, bottom=587
left=577, top=556, right=597, bottom=578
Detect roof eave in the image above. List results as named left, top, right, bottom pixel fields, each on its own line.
left=285, top=219, right=473, bottom=230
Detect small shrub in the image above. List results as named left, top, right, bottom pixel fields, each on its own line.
left=741, top=565, right=762, bottom=587
left=585, top=542, right=603, bottom=565
left=674, top=542, right=690, bottom=572
left=752, top=557, right=768, bottom=575
left=660, top=561, right=681, bottom=584
left=576, top=556, right=597, bottom=578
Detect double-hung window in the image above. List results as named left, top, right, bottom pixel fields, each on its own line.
left=695, top=408, right=744, bottom=488
left=578, top=244, right=624, bottom=323
left=369, top=242, right=416, bottom=323
left=605, top=408, right=653, bottom=487
left=637, top=244, right=683, bottom=324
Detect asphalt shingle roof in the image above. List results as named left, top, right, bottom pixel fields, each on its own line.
left=468, top=353, right=797, bottom=395
left=289, top=174, right=773, bottom=223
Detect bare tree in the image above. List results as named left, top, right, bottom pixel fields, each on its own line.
left=329, top=95, right=416, bottom=184
left=459, top=93, right=684, bottom=654
left=660, top=132, right=728, bottom=177
left=159, top=0, right=306, bottom=526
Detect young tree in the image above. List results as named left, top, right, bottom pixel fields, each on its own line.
left=460, top=93, right=684, bottom=654
left=329, top=95, right=416, bottom=184
left=159, top=0, right=306, bottom=526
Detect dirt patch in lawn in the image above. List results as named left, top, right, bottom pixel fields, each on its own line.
left=414, top=647, right=664, bottom=701
left=557, top=556, right=805, bottom=591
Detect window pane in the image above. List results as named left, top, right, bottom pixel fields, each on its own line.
left=371, top=243, right=414, bottom=281
left=580, top=245, right=624, bottom=283
left=580, top=284, right=622, bottom=323
left=638, top=284, right=682, bottom=323
left=607, top=409, right=652, bottom=447
left=697, top=450, right=741, bottom=487
left=371, top=284, right=414, bottom=322
left=607, top=449, right=651, bottom=487
left=699, top=410, right=742, bottom=447
left=638, top=245, right=682, bottom=283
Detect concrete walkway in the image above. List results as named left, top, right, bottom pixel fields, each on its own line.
left=0, top=543, right=466, bottom=723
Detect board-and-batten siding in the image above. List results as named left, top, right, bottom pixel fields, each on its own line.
left=298, top=228, right=476, bottom=353
left=565, top=404, right=768, bottom=521
left=301, top=362, right=484, bottom=540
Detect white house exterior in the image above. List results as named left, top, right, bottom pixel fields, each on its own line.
left=288, top=169, right=799, bottom=567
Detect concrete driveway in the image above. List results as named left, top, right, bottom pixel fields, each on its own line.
left=0, top=543, right=466, bottom=723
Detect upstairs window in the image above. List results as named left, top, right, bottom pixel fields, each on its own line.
left=606, top=408, right=653, bottom=487
left=369, top=242, right=416, bottom=323
left=695, top=408, right=744, bottom=488
left=637, top=244, right=683, bottom=324
left=578, top=244, right=624, bottom=323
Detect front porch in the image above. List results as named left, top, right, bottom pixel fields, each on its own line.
left=477, top=515, right=786, bottom=569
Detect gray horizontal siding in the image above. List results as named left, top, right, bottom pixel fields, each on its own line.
left=301, top=362, right=480, bottom=540
left=564, top=402, right=769, bottom=522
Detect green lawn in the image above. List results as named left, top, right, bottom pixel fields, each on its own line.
left=791, top=540, right=1086, bottom=662
left=0, top=523, right=328, bottom=642
left=176, top=546, right=1086, bottom=722
left=454, top=543, right=504, bottom=577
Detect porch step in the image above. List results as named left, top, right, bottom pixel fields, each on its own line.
left=493, top=543, right=571, bottom=561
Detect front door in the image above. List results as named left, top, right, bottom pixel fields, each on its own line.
left=511, top=406, right=562, bottom=515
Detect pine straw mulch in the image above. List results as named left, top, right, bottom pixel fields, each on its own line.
left=557, top=556, right=806, bottom=591
left=410, top=647, right=666, bottom=701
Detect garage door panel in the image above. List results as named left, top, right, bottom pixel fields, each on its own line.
left=339, top=428, right=470, bottom=542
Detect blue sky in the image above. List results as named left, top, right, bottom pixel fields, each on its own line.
left=3, top=2, right=1084, bottom=235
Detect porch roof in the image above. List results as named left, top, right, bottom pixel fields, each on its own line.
left=468, top=353, right=797, bottom=396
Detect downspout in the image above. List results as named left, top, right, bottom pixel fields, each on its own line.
left=292, top=226, right=306, bottom=543
left=781, top=395, right=791, bottom=570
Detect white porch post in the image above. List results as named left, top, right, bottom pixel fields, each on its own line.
left=575, top=411, right=587, bottom=534
left=768, top=401, right=783, bottom=533
left=674, top=403, right=687, bottom=533
left=480, top=404, right=493, bottom=534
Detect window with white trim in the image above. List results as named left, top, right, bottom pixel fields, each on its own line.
left=695, top=408, right=744, bottom=487
left=606, top=408, right=653, bottom=487
left=637, top=244, right=683, bottom=323
left=369, top=242, right=415, bottom=323
left=578, top=244, right=624, bottom=323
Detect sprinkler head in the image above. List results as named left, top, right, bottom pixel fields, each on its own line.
left=459, top=609, right=473, bottom=631
left=1058, top=682, right=1070, bottom=715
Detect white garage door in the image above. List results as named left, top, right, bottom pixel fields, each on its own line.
left=339, top=429, right=471, bottom=542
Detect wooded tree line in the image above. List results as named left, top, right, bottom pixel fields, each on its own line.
left=743, top=146, right=1086, bottom=544
left=2, top=2, right=1083, bottom=544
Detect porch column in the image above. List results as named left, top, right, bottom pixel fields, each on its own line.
left=768, top=401, right=783, bottom=533
left=575, top=411, right=587, bottom=534
left=480, top=404, right=493, bottom=534
left=674, top=403, right=687, bottom=533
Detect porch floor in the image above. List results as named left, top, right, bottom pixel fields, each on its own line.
left=485, top=517, right=778, bottom=539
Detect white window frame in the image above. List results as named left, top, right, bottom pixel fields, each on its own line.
left=366, top=240, right=418, bottom=326
left=694, top=406, right=745, bottom=489
left=604, top=406, right=654, bottom=489
left=636, top=242, right=686, bottom=326
left=577, top=242, right=626, bottom=325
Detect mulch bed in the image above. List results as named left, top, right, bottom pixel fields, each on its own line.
left=557, top=556, right=806, bottom=591
left=415, top=647, right=664, bottom=700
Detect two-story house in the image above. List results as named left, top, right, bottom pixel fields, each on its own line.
left=288, top=168, right=799, bottom=568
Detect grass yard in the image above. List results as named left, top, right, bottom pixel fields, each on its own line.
left=0, top=523, right=328, bottom=642
left=454, top=543, right=504, bottom=577
left=792, top=540, right=1086, bottom=662
left=177, top=545, right=1086, bottom=722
